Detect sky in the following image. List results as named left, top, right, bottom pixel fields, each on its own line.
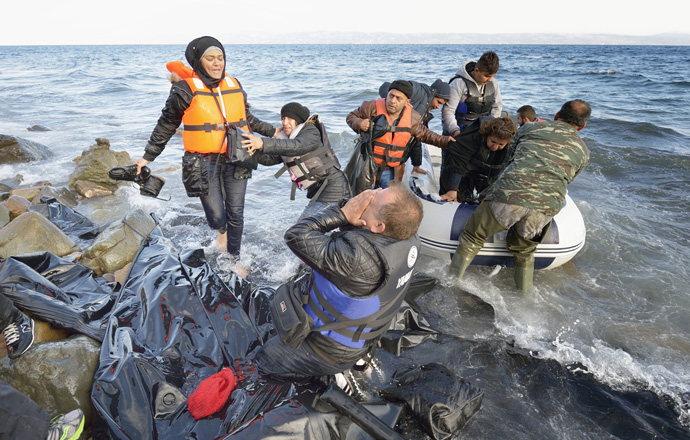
left=2, top=0, right=688, bottom=45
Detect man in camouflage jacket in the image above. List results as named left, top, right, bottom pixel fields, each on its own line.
left=448, top=100, right=591, bottom=291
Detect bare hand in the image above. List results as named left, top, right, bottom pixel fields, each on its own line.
left=342, top=189, right=378, bottom=227
left=452, top=130, right=461, bottom=138
left=440, top=190, right=458, bottom=202
left=241, top=133, right=264, bottom=154
left=411, top=165, right=427, bottom=175
left=359, top=119, right=370, bottom=132
left=273, top=127, right=282, bottom=138
left=134, top=158, right=150, bottom=174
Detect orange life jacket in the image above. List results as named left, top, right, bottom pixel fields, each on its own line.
left=372, top=98, right=413, bottom=168
left=181, top=74, right=249, bottom=154
left=166, top=61, right=193, bottom=79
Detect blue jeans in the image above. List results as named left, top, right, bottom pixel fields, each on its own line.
left=199, top=161, right=247, bottom=256
left=376, top=168, right=395, bottom=189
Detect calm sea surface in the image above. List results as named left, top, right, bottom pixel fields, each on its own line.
left=1, top=44, right=689, bottom=439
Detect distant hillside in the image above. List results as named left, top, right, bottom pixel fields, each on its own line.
left=223, top=31, right=690, bottom=45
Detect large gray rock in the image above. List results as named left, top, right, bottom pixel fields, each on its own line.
left=0, top=211, right=80, bottom=259
left=81, top=208, right=156, bottom=275
left=0, top=335, right=101, bottom=424
left=69, top=138, right=132, bottom=194
left=0, top=134, right=53, bottom=163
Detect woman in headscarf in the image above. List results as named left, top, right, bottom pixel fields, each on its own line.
left=241, top=102, right=352, bottom=219
left=135, top=36, right=277, bottom=259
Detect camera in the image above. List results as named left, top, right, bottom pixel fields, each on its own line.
left=108, top=164, right=165, bottom=198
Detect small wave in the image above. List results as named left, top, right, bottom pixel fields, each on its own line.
left=585, top=70, right=622, bottom=75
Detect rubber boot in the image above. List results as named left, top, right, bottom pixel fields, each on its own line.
left=448, top=240, right=483, bottom=279
left=448, top=253, right=474, bottom=279
left=513, top=254, right=535, bottom=292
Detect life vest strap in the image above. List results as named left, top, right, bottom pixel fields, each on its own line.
left=191, top=88, right=243, bottom=97
left=184, top=123, right=225, bottom=132
left=309, top=274, right=402, bottom=343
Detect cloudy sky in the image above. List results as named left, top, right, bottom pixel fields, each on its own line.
left=2, top=0, right=687, bottom=45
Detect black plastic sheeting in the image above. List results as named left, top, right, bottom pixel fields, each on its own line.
left=30, top=196, right=109, bottom=249
left=90, top=227, right=417, bottom=439
left=0, top=199, right=484, bottom=439
left=0, top=252, right=116, bottom=341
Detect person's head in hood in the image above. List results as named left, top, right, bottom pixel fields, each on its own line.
left=185, top=36, right=226, bottom=89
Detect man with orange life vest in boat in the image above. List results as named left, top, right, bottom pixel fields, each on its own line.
left=134, top=36, right=277, bottom=261
left=346, top=80, right=454, bottom=191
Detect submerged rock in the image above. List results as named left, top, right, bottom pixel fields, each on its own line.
left=0, top=134, right=53, bottom=164
left=27, top=125, right=51, bottom=132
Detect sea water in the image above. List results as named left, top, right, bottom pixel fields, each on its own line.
left=1, top=44, right=689, bottom=439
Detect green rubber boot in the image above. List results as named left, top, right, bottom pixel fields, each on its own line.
left=513, top=255, right=535, bottom=292
left=448, top=252, right=475, bottom=279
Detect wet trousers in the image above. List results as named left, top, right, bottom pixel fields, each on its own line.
left=455, top=201, right=552, bottom=266
left=0, top=294, right=19, bottom=330
left=200, top=161, right=247, bottom=257
left=0, top=380, right=51, bottom=440
left=252, top=336, right=357, bottom=381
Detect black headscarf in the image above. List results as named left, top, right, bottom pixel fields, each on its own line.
left=185, top=36, right=226, bottom=89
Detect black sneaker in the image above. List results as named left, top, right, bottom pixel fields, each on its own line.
left=3, top=313, right=35, bottom=359
left=108, top=164, right=151, bottom=182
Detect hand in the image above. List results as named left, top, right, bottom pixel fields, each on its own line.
left=273, top=127, right=282, bottom=138
left=452, top=130, right=461, bottom=138
left=440, top=190, right=458, bottom=202
left=444, top=135, right=456, bottom=146
left=412, top=166, right=427, bottom=175
left=341, top=189, right=378, bottom=227
left=241, top=133, right=263, bottom=154
left=134, top=158, right=150, bottom=174
left=359, top=119, right=370, bottom=132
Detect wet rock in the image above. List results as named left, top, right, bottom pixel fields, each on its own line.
left=0, top=134, right=53, bottom=163
left=0, top=204, right=9, bottom=228
left=81, top=208, right=156, bottom=275
left=31, top=186, right=78, bottom=208
left=0, top=211, right=80, bottom=259
left=4, top=194, right=32, bottom=219
left=68, top=138, right=132, bottom=194
left=114, top=262, right=132, bottom=286
left=73, top=180, right=113, bottom=199
left=9, top=186, right=43, bottom=202
left=27, top=124, right=51, bottom=132
left=0, top=335, right=101, bottom=425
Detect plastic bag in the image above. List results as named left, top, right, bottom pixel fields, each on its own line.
left=379, top=363, right=484, bottom=440
left=344, top=136, right=378, bottom=196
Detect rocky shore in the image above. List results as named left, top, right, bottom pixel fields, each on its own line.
left=1, top=135, right=157, bottom=439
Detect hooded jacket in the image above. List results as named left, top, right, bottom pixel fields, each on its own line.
left=441, top=60, right=503, bottom=135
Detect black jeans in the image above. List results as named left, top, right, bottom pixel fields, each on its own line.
left=0, top=294, right=19, bottom=330
left=199, top=161, right=248, bottom=256
left=252, top=336, right=356, bottom=381
left=0, top=380, right=51, bottom=440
